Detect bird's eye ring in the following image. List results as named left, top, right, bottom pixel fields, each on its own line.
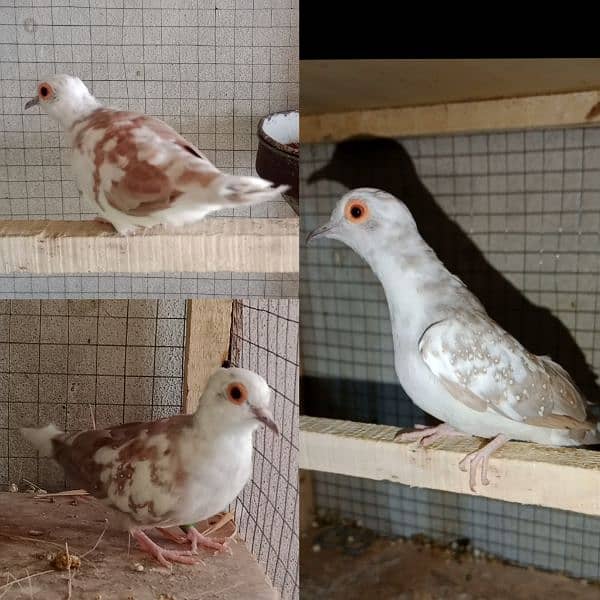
left=344, top=199, right=369, bottom=223
left=38, top=82, right=54, bottom=101
left=226, top=382, right=248, bottom=405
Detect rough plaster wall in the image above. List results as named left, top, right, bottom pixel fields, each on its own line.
left=231, top=298, right=299, bottom=600
left=0, top=299, right=186, bottom=491
left=0, top=0, right=299, bottom=298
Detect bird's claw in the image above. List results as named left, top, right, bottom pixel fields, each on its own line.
left=458, top=434, right=509, bottom=492
left=395, top=423, right=463, bottom=447
left=186, top=526, right=232, bottom=556
left=132, top=530, right=204, bottom=567
left=458, top=451, right=490, bottom=492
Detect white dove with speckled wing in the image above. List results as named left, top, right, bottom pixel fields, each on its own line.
left=308, top=187, right=599, bottom=491
left=21, top=367, right=278, bottom=567
left=25, top=74, right=287, bottom=235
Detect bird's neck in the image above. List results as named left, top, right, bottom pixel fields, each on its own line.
left=360, top=232, right=475, bottom=340
left=58, top=97, right=102, bottom=130
left=193, top=406, right=257, bottom=443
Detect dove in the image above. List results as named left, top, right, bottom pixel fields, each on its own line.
left=307, top=187, right=599, bottom=491
left=24, top=74, right=287, bottom=235
left=21, top=366, right=278, bottom=566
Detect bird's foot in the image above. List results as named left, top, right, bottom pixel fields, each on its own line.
left=186, top=526, right=232, bottom=556
left=458, top=434, right=509, bottom=492
left=156, top=527, right=188, bottom=545
left=394, top=422, right=465, bottom=447
left=132, top=530, right=202, bottom=567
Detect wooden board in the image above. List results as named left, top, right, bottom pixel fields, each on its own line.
left=299, top=416, right=600, bottom=516
left=0, top=492, right=276, bottom=600
left=0, top=218, right=298, bottom=274
left=301, top=59, right=600, bottom=115
left=300, top=59, right=600, bottom=142
left=183, top=299, right=233, bottom=414
left=301, top=89, right=600, bottom=143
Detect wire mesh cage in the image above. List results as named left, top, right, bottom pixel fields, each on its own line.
left=300, top=127, right=600, bottom=580
left=0, top=0, right=299, bottom=298
left=231, top=298, right=299, bottom=600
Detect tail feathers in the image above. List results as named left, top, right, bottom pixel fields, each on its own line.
left=220, top=175, right=289, bottom=206
left=20, top=424, right=63, bottom=457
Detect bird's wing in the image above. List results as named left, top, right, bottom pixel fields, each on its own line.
left=418, top=311, right=592, bottom=431
left=52, top=414, right=193, bottom=506
left=71, top=108, right=224, bottom=216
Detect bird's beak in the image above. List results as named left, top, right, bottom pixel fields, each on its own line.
left=24, top=97, right=39, bottom=110
left=306, top=222, right=335, bottom=244
left=251, top=406, right=279, bottom=435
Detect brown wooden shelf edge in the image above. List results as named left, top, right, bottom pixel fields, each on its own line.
left=300, top=89, right=600, bottom=144
left=299, top=415, right=600, bottom=516
left=0, top=217, right=299, bottom=274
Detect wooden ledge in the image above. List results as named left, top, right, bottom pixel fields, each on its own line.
left=0, top=218, right=298, bottom=274
left=301, top=89, right=600, bottom=143
left=299, top=415, right=600, bottom=515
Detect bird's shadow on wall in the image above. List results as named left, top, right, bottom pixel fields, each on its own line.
left=303, top=135, right=600, bottom=422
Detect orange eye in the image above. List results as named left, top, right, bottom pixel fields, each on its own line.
left=226, top=382, right=248, bottom=405
left=344, top=199, right=369, bottom=223
left=38, top=82, right=53, bottom=101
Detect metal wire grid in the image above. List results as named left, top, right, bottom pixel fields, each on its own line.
left=230, top=298, right=299, bottom=600
left=0, top=0, right=299, bottom=298
left=300, top=127, right=600, bottom=579
left=0, top=298, right=187, bottom=491
left=313, top=472, right=600, bottom=580
left=0, top=272, right=299, bottom=299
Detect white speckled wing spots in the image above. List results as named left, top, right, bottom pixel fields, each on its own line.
left=419, top=310, right=590, bottom=429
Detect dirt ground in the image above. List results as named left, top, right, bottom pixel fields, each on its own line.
left=301, top=523, right=600, bottom=600
left=0, top=492, right=275, bottom=600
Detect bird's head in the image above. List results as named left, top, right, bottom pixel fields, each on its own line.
left=24, top=74, right=98, bottom=126
left=306, top=187, right=418, bottom=256
left=199, top=366, right=278, bottom=436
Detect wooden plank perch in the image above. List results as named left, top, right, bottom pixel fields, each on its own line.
left=183, top=299, right=233, bottom=414
left=301, top=90, right=600, bottom=143
left=299, top=415, right=600, bottom=516
left=0, top=218, right=298, bottom=274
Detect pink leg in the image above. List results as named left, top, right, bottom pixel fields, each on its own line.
left=131, top=530, right=201, bottom=567
left=458, top=434, right=509, bottom=492
left=186, top=526, right=232, bottom=555
left=394, top=422, right=468, bottom=447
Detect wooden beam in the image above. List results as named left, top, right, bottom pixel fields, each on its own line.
left=301, top=59, right=600, bottom=115
left=0, top=218, right=298, bottom=274
left=300, top=89, right=600, bottom=143
left=299, top=415, right=600, bottom=516
left=183, top=299, right=233, bottom=414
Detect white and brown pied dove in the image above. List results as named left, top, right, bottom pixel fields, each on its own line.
left=25, top=75, right=287, bottom=235
left=21, top=366, right=278, bottom=566
left=308, top=188, right=599, bottom=491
